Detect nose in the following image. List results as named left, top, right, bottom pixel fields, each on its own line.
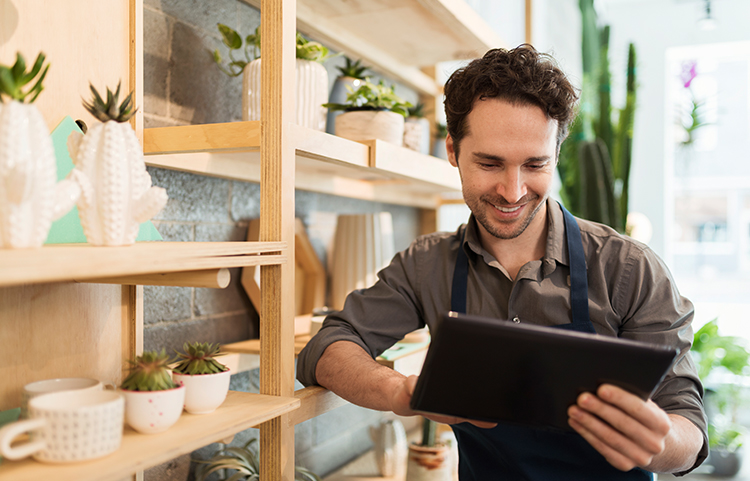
left=498, top=167, right=527, bottom=204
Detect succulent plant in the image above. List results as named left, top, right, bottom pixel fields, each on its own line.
left=0, top=52, right=49, bottom=104
left=82, top=81, right=136, bottom=123
left=172, top=342, right=229, bottom=375
left=121, top=349, right=179, bottom=392
left=336, top=57, right=368, bottom=80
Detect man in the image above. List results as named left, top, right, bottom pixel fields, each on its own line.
left=297, top=45, right=707, bottom=480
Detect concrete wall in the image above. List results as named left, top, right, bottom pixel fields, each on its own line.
left=142, top=0, right=420, bottom=479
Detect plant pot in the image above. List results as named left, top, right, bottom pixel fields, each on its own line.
left=326, top=76, right=362, bottom=135
left=405, top=443, right=453, bottom=481
left=68, top=121, right=167, bottom=246
left=432, top=137, right=448, bottom=161
left=335, top=110, right=405, bottom=146
left=0, top=100, right=80, bottom=248
left=121, top=385, right=185, bottom=434
left=172, top=369, right=231, bottom=414
left=369, top=419, right=408, bottom=477
left=243, top=58, right=329, bottom=131
left=404, top=117, right=430, bottom=155
left=707, top=446, right=743, bottom=477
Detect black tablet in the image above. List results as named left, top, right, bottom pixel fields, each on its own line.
left=409, top=312, right=678, bottom=431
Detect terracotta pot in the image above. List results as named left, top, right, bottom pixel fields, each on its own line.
left=335, top=110, right=404, bottom=146
left=172, top=369, right=231, bottom=414
left=405, top=443, right=453, bottom=481
left=243, top=58, right=328, bottom=131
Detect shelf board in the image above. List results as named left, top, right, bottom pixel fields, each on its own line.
left=0, top=391, right=299, bottom=481
left=0, top=241, right=286, bottom=287
left=239, top=0, right=505, bottom=95
left=144, top=122, right=459, bottom=209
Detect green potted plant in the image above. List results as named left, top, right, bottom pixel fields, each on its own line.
left=405, top=418, right=452, bottom=480
left=120, top=349, right=185, bottom=434
left=323, top=78, right=412, bottom=146
left=692, top=318, right=750, bottom=477
left=0, top=52, right=81, bottom=249
left=403, top=102, right=431, bottom=155
left=194, top=437, right=322, bottom=481
left=326, top=57, right=370, bottom=134
left=172, top=342, right=231, bottom=414
left=213, top=24, right=336, bottom=131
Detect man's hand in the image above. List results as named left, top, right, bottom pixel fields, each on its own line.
left=567, top=384, right=701, bottom=473
left=391, top=375, right=497, bottom=429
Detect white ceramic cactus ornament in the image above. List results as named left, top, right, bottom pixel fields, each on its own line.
left=68, top=83, right=167, bottom=246
left=0, top=53, right=80, bottom=248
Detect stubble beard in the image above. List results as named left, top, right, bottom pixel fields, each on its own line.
left=470, top=193, right=548, bottom=240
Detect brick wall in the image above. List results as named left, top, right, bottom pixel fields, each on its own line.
left=142, top=0, right=421, bottom=479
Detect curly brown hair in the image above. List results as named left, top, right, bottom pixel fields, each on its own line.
left=444, top=44, right=579, bottom=158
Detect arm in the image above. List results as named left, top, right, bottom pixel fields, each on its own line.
left=568, top=384, right=703, bottom=473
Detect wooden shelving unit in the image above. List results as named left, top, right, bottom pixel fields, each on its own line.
left=0, top=392, right=299, bottom=481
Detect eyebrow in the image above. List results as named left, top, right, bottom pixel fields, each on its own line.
left=473, top=152, right=553, bottom=163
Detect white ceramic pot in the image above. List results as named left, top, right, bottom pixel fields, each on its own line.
left=67, top=121, right=168, bottom=246
left=335, top=110, right=405, bottom=146
left=0, top=100, right=80, bottom=248
left=121, top=385, right=185, bottom=434
left=172, top=369, right=231, bottom=414
left=369, top=419, right=408, bottom=477
left=243, top=58, right=329, bottom=131
left=405, top=443, right=453, bottom=481
left=432, top=137, right=448, bottom=161
left=404, top=117, right=430, bottom=154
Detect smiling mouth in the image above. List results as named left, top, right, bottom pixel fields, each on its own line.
left=492, top=203, right=523, bottom=213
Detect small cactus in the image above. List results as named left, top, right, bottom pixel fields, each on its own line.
left=172, top=342, right=228, bottom=375
left=121, top=349, right=179, bottom=392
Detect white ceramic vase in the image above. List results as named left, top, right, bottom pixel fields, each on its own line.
left=404, top=117, right=430, bottom=154
left=369, top=419, right=408, bottom=477
left=67, top=121, right=168, bottom=246
left=0, top=101, right=80, bottom=248
left=121, top=385, right=185, bottom=434
left=172, top=369, right=231, bottom=414
left=335, top=110, right=405, bottom=146
left=243, top=58, right=329, bottom=131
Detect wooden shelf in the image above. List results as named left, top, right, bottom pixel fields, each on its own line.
left=144, top=122, right=460, bottom=209
left=0, top=391, right=300, bottom=481
left=240, top=0, right=505, bottom=95
left=0, top=241, right=286, bottom=287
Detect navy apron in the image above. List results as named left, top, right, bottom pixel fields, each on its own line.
left=449, top=203, right=654, bottom=480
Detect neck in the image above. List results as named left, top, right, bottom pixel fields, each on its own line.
left=477, top=204, right=549, bottom=280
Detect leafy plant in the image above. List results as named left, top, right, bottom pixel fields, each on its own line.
left=121, top=349, right=180, bottom=391
left=407, top=102, right=426, bottom=119
left=82, top=81, right=137, bottom=123
left=435, top=122, right=448, bottom=139
left=194, top=438, right=321, bottom=481
left=213, top=24, right=337, bottom=77
left=691, top=318, right=750, bottom=452
left=676, top=60, right=711, bottom=147
left=336, top=57, right=369, bottom=79
left=0, top=52, right=49, bottom=104
left=172, top=342, right=228, bottom=375
left=323, top=78, right=412, bottom=117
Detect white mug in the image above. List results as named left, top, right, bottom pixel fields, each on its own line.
left=0, top=390, right=124, bottom=463
left=21, top=377, right=115, bottom=419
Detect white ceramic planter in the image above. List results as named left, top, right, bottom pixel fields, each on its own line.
left=68, top=121, right=168, bottom=246
left=335, top=110, right=405, bottom=146
left=369, top=419, right=408, bottom=477
left=172, top=369, right=231, bottom=414
left=243, top=58, right=328, bottom=131
left=121, top=385, right=185, bottom=434
left=432, top=137, right=448, bottom=161
left=404, top=117, right=430, bottom=154
left=0, top=101, right=80, bottom=248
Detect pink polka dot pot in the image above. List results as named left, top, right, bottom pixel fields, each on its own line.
left=120, top=384, right=185, bottom=434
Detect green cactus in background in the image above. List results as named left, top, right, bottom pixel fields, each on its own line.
left=557, top=0, right=637, bottom=233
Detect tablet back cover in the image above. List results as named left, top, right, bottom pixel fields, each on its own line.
left=410, top=312, right=678, bottom=430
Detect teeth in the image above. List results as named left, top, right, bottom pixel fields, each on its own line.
left=494, top=204, right=521, bottom=213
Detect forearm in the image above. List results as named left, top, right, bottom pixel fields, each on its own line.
left=315, top=340, right=408, bottom=413
left=645, top=414, right=704, bottom=474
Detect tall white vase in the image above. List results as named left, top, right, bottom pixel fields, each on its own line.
left=0, top=101, right=80, bottom=248
left=68, top=121, right=167, bottom=246
left=329, top=212, right=395, bottom=310
left=243, top=58, right=329, bottom=131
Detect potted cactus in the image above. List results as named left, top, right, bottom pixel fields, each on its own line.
left=120, top=349, right=185, bottom=434
left=214, top=24, right=335, bottom=131
left=0, top=52, right=80, bottom=248
left=323, top=78, right=412, bottom=146
left=172, top=342, right=231, bottom=414
left=67, top=82, right=167, bottom=246
left=326, top=57, right=370, bottom=134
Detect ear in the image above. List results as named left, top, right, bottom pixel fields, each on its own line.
left=446, top=134, right=458, bottom=168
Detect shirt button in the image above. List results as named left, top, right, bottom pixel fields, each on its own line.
left=512, top=316, right=520, bottom=323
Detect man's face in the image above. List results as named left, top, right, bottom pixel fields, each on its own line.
left=447, top=98, right=558, bottom=241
